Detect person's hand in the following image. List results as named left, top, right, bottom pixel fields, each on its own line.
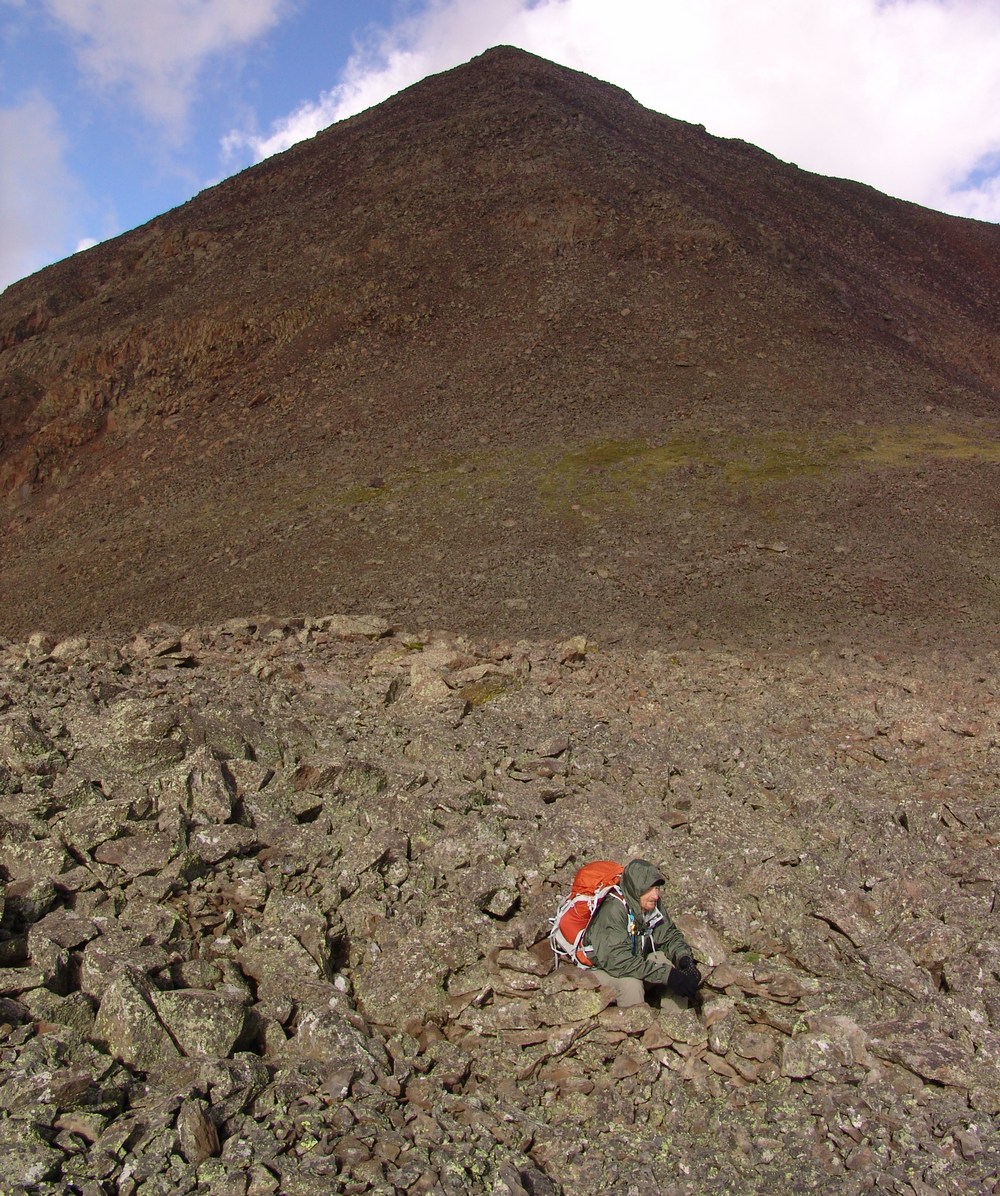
left=668, top=965, right=700, bottom=998
left=678, top=955, right=701, bottom=980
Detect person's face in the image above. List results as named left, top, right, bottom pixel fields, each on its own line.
left=639, top=885, right=661, bottom=913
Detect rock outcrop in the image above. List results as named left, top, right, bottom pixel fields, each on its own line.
left=1, top=615, right=997, bottom=1193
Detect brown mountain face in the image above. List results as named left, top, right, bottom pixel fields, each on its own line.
left=1, top=45, right=998, bottom=646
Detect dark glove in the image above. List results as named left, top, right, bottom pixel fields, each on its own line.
left=667, top=965, right=700, bottom=998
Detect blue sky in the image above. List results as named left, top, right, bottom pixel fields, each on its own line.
left=3, top=0, right=1000, bottom=292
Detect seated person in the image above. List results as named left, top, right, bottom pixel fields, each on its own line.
left=581, top=858, right=701, bottom=1007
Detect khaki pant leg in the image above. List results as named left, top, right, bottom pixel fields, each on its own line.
left=589, top=968, right=646, bottom=1008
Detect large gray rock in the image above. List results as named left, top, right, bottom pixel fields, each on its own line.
left=93, top=968, right=182, bottom=1072
left=3, top=875, right=58, bottom=925
left=86, top=698, right=190, bottom=779
left=261, top=892, right=331, bottom=975
left=190, top=823, right=259, bottom=863
left=79, top=930, right=172, bottom=999
left=0, top=718, right=66, bottom=778
left=314, top=614, right=390, bottom=640
left=237, top=931, right=328, bottom=1006
left=55, top=799, right=136, bottom=855
left=152, top=989, right=249, bottom=1058
left=184, top=745, right=236, bottom=826
left=93, top=831, right=175, bottom=875
left=866, top=1018, right=975, bottom=1088
left=0, top=1116, right=64, bottom=1186
left=284, top=1006, right=388, bottom=1082
left=0, top=833, right=69, bottom=884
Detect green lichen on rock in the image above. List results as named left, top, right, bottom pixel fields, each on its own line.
left=458, top=673, right=523, bottom=707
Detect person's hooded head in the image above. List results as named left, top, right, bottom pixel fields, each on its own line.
left=621, top=858, right=665, bottom=916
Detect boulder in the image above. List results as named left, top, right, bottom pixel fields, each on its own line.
left=80, top=931, right=172, bottom=999
left=185, top=745, right=236, bottom=826
left=0, top=834, right=69, bottom=884
left=93, top=831, right=175, bottom=875
left=0, top=718, right=65, bottom=777
left=314, top=615, right=390, bottom=640
left=0, top=1117, right=64, bottom=1187
left=93, top=968, right=183, bottom=1072
left=237, top=931, right=327, bottom=1006
left=152, top=989, right=249, bottom=1058
left=56, top=799, right=136, bottom=854
left=176, top=1096, right=220, bottom=1164
left=190, top=823, right=259, bottom=864
left=284, top=1006, right=388, bottom=1082
left=866, top=1018, right=974, bottom=1088
left=673, top=914, right=729, bottom=967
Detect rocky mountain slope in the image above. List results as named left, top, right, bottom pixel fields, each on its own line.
left=1, top=46, right=999, bottom=647
left=1, top=615, right=998, bottom=1193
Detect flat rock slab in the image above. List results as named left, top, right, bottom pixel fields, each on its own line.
left=94, top=831, right=175, bottom=875
left=28, top=909, right=100, bottom=950
left=866, top=1018, right=974, bottom=1088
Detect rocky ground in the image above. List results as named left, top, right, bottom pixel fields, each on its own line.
left=1, top=613, right=997, bottom=1194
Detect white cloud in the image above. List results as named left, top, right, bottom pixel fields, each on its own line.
left=223, top=0, right=541, bottom=161
left=946, top=173, right=1000, bottom=223
left=44, top=0, right=290, bottom=133
left=225, top=0, right=1000, bottom=222
left=0, top=95, right=77, bottom=292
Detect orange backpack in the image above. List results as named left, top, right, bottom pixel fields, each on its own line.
left=549, top=860, right=625, bottom=967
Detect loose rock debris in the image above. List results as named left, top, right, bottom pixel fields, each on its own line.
left=0, top=615, right=998, bottom=1193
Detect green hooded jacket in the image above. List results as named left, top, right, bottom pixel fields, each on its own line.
left=581, top=858, right=692, bottom=984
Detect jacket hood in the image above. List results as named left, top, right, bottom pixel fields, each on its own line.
left=621, top=858, right=665, bottom=911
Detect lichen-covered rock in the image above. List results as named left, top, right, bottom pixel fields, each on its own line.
left=79, top=931, right=172, bottom=998
left=237, top=931, right=328, bottom=1006
left=283, top=1005, right=388, bottom=1080
left=4, top=875, right=59, bottom=925
left=184, top=745, right=236, bottom=826
left=21, top=988, right=97, bottom=1035
left=93, top=967, right=183, bottom=1071
left=781, top=1029, right=843, bottom=1078
left=866, top=1018, right=975, bottom=1088
left=0, top=963, right=47, bottom=996
left=0, top=719, right=66, bottom=778
left=176, top=1097, right=220, bottom=1164
left=94, top=698, right=190, bottom=776
left=190, top=823, right=259, bottom=863
left=260, top=892, right=331, bottom=974
left=93, top=831, right=175, bottom=875
left=0, top=1116, right=64, bottom=1187
left=894, top=918, right=966, bottom=969
left=673, top=913, right=729, bottom=967
left=541, top=987, right=615, bottom=1026
left=55, top=799, right=136, bottom=855
left=0, top=833, right=69, bottom=884
left=315, top=614, right=390, bottom=641
left=152, top=989, right=249, bottom=1058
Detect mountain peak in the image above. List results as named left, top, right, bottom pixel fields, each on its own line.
left=0, top=49, right=998, bottom=645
